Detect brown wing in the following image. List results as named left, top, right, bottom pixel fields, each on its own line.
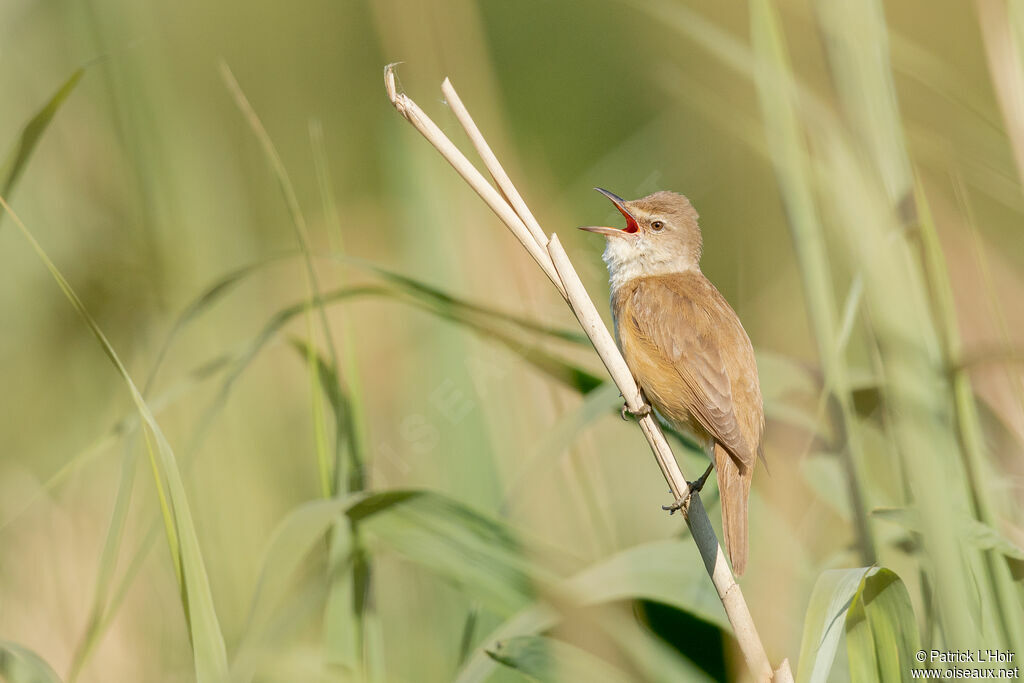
left=619, top=273, right=761, bottom=469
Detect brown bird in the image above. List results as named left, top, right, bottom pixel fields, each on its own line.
left=580, top=188, right=764, bottom=575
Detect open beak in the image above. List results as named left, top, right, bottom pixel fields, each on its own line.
left=578, top=188, right=640, bottom=238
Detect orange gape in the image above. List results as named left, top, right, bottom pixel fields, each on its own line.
left=581, top=189, right=764, bottom=576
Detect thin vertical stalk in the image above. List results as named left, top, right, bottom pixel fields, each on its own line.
left=749, top=0, right=876, bottom=564
left=916, top=179, right=1024, bottom=649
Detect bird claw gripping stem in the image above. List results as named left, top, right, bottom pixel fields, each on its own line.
left=662, top=463, right=714, bottom=515
left=621, top=402, right=652, bottom=421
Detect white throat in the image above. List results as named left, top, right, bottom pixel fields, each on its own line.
left=602, top=235, right=699, bottom=294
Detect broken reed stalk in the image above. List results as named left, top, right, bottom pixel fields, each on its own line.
left=384, top=64, right=791, bottom=683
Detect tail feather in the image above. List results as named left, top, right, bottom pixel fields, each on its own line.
left=714, top=442, right=752, bottom=575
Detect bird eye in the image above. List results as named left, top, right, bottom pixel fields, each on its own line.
left=651, top=220, right=664, bottom=231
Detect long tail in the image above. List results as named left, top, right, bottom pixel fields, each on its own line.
left=714, top=442, right=753, bottom=575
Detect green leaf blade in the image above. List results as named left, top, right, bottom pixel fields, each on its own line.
left=0, top=641, right=64, bottom=683
left=487, top=635, right=633, bottom=683
left=0, top=69, right=83, bottom=204
left=845, top=568, right=920, bottom=683
left=795, top=567, right=873, bottom=683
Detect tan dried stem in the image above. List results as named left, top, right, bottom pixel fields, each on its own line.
left=440, top=78, right=548, bottom=248
left=383, top=64, right=792, bottom=683
left=384, top=65, right=566, bottom=299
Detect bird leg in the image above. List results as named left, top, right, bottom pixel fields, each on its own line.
left=620, top=402, right=652, bottom=421
left=662, top=463, right=715, bottom=515
left=620, top=389, right=653, bottom=421
left=689, top=462, right=715, bottom=493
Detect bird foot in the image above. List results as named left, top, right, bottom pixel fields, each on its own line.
left=662, top=494, right=691, bottom=516
left=620, top=402, right=652, bottom=421
left=662, top=463, right=715, bottom=516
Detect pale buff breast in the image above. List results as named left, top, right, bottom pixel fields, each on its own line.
left=612, top=280, right=713, bottom=446
left=610, top=272, right=763, bottom=465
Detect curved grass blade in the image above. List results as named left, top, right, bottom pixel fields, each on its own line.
left=232, top=497, right=354, bottom=682
left=487, top=635, right=633, bottom=683
left=62, top=277, right=604, bottom=673
left=0, top=641, right=63, bottom=683
left=65, top=351, right=238, bottom=681
left=567, top=539, right=728, bottom=630
left=165, top=252, right=586, bottom=376
left=323, top=522, right=363, bottom=675
left=219, top=65, right=334, bottom=356
left=152, top=254, right=596, bottom=442
left=455, top=605, right=554, bottom=683
left=0, top=198, right=228, bottom=683
left=181, top=285, right=387, bottom=459
left=301, top=313, right=334, bottom=499
left=232, top=489, right=546, bottom=680
left=285, top=335, right=367, bottom=672
left=187, top=73, right=373, bottom=663
left=456, top=539, right=723, bottom=683
left=287, top=338, right=362, bottom=493
left=489, top=622, right=714, bottom=683
left=311, top=125, right=378, bottom=670
left=59, top=278, right=586, bottom=676
left=0, top=69, right=83, bottom=208
left=373, top=289, right=599, bottom=392
left=146, top=250, right=597, bottom=452
left=845, top=568, right=920, bottom=683
left=348, top=490, right=539, bottom=616
left=66, top=438, right=141, bottom=683
left=146, top=252, right=296, bottom=388
left=67, top=257, right=293, bottom=681
left=332, top=263, right=598, bottom=390
left=219, top=62, right=346, bottom=441
left=193, top=285, right=601, bottom=454
left=77, top=523, right=164, bottom=675
left=311, top=122, right=371, bottom=481
left=795, top=567, right=873, bottom=683
left=222, top=84, right=358, bottom=636
left=228, top=578, right=334, bottom=683
left=64, top=352, right=252, bottom=680
left=348, top=258, right=589, bottom=345
left=0, top=353, right=230, bottom=535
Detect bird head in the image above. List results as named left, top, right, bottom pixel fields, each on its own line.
left=579, top=188, right=703, bottom=289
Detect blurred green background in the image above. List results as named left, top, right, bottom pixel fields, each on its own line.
left=2, top=0, right=1023, bottom=681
